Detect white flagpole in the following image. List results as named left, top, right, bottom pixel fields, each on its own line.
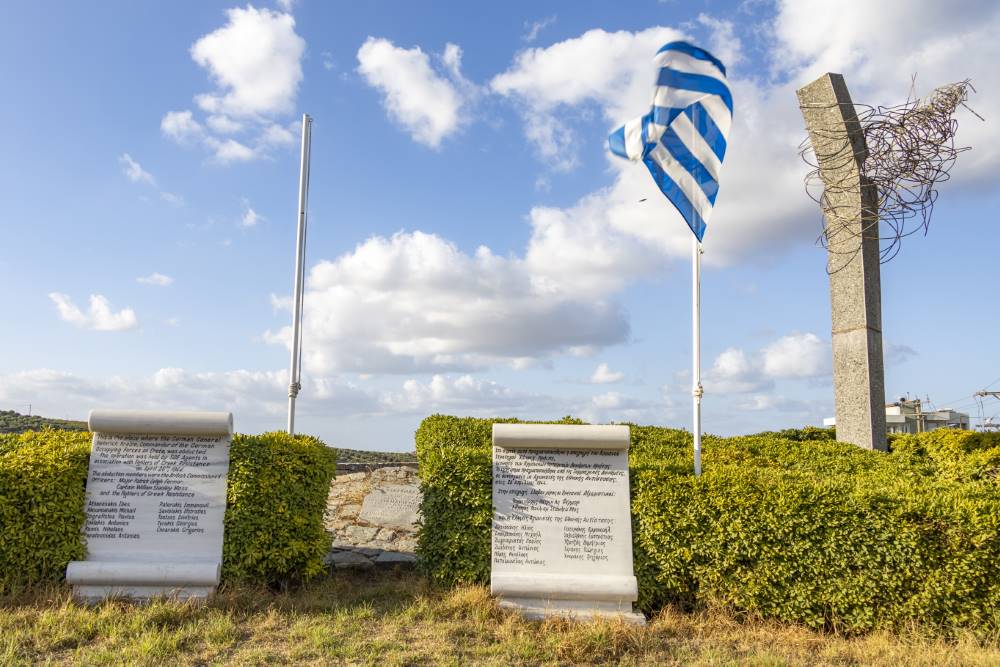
left=287, top=113, right=312, bottom=436
left=690, top=106, right=703, bottom=476
left=692, top=234, right=703, bottom=476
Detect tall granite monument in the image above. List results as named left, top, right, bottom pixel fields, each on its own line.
left=797, top=73, right=887, bottom=451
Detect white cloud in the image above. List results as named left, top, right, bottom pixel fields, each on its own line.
left=356, top=37, right=469, bottom=148
left=523, top=15, right=556, bottom=43
left=161, top=110, right=204, bottom=143
left=264, top=231, right=630, bottom=374
left=734, top=394, right=812, bottom=413
left=382, top=374, right=540, bottom=414
left=159, top=191, right=184, bottom=206
left=119, top=153, right=155, bottom=185
left=491, top=26, right=684, bottom=169
left=163, top=7, right=305, bottom=164
left=206, top=114, right=244, bottom=134
left=705, top=347, right=769, bottom=394
left=770, top=0, right=1000, bottom=182
left=0, top=368, right=379, bottom=423
left=205, top=137, right=257, bottom=163
left=137, top=272, right=174, bottom=286
left=258, top=122, right=297, bottom=147
left=191, top=5, right=304, bottom=118
left=703, top=332, right=830, bottom=395
left=241, top=201, right=262, bottom=227
left=591, top=362, right=624, bottom=384
left=321, top=51, right=335, bottom=71
left=761, top=332, right=829, bottom=379
left=276, top=0, right=294, bottom=12
left=48, top=293, right=138, bottom=332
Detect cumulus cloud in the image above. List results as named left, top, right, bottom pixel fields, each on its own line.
left=772, top=0, right=999, bottom=182
left=356, top=37, right=470, bottom=148
left=191, top=5, right=304, bottom=117
left=160, top=111, right=204, bottom=143
left=162, top=6, right=305, bottom=164
left=704, top=332, right=830, bottom=395
left=491, top=26, right=683, bottom=169
left=591, top=362, right=624, bottom=384
left=761, top=332, right=829, bottom=379
left=48, top=293, right=138, bottom=331
left=264, top=231, right=630, bottom=374
left=119, top=153, right=155, bottom=185
left=137, top=272, right=174, bottom=286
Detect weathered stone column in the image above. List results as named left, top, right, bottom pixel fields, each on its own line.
left=797, top=73, right=887, bottom=451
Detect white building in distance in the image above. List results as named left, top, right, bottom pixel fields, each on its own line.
left=824, top=398, right=970, bottom=435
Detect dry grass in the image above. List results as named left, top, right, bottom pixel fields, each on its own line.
left=2, top=570, right=999, bottom=666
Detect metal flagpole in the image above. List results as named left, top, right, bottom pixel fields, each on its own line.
left=287, top=113, right=312, bottom=435
left=692, top=235, right=703, bottom=476
left=690, top=107, right=703, bottom=476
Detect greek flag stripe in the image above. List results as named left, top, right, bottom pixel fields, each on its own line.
left=655, top=40, right=727, bottom=77
left=660, top=125, right=719, bottom=205
left=642, top=155, right=707, bottom=240
left=656, top=69, right=733, bottom=114
left=608, top=41, right=732, bottom=241
left=685, top=103, right=727, bottom=162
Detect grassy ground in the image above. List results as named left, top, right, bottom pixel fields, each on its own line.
left=2, top=570, right=998, bottom=666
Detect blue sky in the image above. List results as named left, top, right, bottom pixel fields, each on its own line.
left=1, top=0, right=998, bottom=450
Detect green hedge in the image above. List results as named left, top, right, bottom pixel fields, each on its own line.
left=0, top=429, right=336, bottom=591
left=223, top=431, right=337, bottom=584
left=0, top=430, right=90, bottom=590
left=415, top=415, right=1000, bottom=633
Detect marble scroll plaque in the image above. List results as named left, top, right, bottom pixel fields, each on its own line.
left=66, top=410, right=233, bottom=602
left=490, top=423, right=644, bottom=624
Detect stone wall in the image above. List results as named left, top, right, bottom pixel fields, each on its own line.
left=323, top=465, right=421, bottom=569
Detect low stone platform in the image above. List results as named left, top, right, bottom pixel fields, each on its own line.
left=324, top=465, right=422, bottom=570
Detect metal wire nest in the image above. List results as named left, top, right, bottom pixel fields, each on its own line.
left=799, top=79, right=981, bottom=270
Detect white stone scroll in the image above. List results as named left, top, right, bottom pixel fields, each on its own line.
left=491, top=423, right=644, bottom=624
left=66, top=410, right=233, bottom=602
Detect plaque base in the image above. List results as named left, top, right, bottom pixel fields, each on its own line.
left=66, top=560, right=221, bottom=604
left=71, top=585, right=217, bottom=604
left=499, top=597, right=646, bottom=625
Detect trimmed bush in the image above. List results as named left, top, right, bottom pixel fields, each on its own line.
left=222, top=431, right=337, bottom=584
left=415, top=416, right=1000, bottom=633
left=0, top=429, right=337, bottom=590
left=0, top=429, right=90, bottom=591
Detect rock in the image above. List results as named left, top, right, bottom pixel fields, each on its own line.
left=393, top=538, right=418, bottom=553
left=344, top=525, right=379, bottom=542
left=340, top=504, right=362, bottom=519
left=328, top=550, right=374, bottom=570
left=375, top=528, right=397, bottom=541
left=374, top=551, right=417, bottom=566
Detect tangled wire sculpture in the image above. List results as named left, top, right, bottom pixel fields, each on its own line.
left=800, top=79, right=981, bottom=269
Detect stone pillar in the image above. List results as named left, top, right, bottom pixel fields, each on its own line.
left=797, top=73, right=887, bottom=451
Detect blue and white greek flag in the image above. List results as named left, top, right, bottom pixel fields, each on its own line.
left=609, top=41, right=732, bottom=241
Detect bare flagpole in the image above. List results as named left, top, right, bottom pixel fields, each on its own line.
left=287, top=113, right=313, bottom=435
